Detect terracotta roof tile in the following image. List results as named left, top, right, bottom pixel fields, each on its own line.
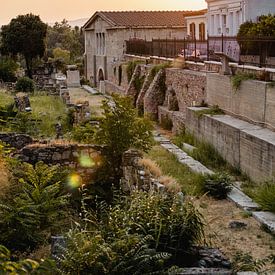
left=97, top=10, right=207, bottom=28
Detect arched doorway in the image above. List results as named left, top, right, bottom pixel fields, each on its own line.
left=98, top=68, right=105, bottom=83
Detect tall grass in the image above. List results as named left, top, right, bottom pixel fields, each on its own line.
left=146, top=146, right=205, bottom=196
left=30, top=94, right=67, bottom=137
left=0, top=91, right=14, bottom=107
left=253, top=182, right=275, bottom=213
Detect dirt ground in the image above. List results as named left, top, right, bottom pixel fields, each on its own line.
left=68, top=88, right=106, bottom=116
left=195, top=196, right=275, bottom=271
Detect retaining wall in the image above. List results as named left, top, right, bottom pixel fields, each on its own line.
left=207, top=74, right=275, bottom=130
left=186, top=107, right=275, bottom=182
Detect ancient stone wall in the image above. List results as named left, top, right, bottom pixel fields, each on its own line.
left=16, top=143, right=102, bottom=168
left=186, top=107, right=275, bottom=182
left=0, top=133, right=34, bottom=149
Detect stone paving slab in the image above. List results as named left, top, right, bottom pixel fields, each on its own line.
left=228, top=187, right=260, bottom=212
left=154, top=133, right=214, bottom=175
left=82, top=85, right=99, bottom=95
left=252, top=212, right=275, bottom=234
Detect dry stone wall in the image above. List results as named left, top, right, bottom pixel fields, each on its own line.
left=0, top=133, right=35, bottom=149
left=16, top=143, right=102, bottom=168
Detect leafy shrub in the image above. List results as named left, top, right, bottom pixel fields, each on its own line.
left=0, top=162, right=70, bottom=251
left=56, top=190, right=204, bottom=273
left=0, top=57, right=18, bottom=82
left=232, top=251, right=275, bottom=272
left=15, top=77, right=35, bottom=93
left=231, top=72, right=256, bottom=91
left=106, top=190, right=205, bottom=255
left=201, top=173, right=232, bottom=199
left=254, top=181, right=275, bottom=213
left=10, top=112, right=39, bottom=135
left=126, top=60, right=143, bottom=83
left=0, top=245, right=55, bottom=274
left=94, top=94, right=153, bottom=182
left=72, top=121, right=96, bottom=143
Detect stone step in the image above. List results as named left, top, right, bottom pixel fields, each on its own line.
left=252, top=211, right=275, bottom=234
left=227, top=187, right=260, bottom=212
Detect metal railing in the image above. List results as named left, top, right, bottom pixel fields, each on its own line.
left=125, top=35, right=275, bottom=68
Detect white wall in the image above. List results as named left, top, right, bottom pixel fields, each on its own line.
left=186, top=15, right=207, bottom=40
left=206, top=0, right=275, bottom=37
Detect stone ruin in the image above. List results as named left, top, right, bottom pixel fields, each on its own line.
left=73, top=101, right=91, bottom=125
left=14, top=93, right=31, bottom=112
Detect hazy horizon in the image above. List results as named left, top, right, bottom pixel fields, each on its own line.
left=0, top=0, right=206, bottom=26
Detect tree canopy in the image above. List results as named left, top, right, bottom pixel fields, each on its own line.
left=0, top=14, right=47, bottom=78
left=237, top=14, right=275, bottom=38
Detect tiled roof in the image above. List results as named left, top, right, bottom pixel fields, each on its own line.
left=84, top=10, right=207, bottom=29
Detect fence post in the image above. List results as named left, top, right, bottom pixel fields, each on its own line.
left=207, top=33, right=209, bottom=61
left=222, top=33, right=224, bottom=53
left=184, top=38, right=186, bottom=59
left=195, top=37, right=197, bottom=59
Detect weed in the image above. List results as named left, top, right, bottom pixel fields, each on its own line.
left=195, top=105, right=224, bottom=118
left=231, top=72, right=256, bottom=91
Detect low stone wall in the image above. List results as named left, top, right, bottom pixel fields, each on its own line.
left=16, top=143, right=102, bottom=168
left=186, top=107, right=275, bottom=182
left=104, top=80, right=126, bottom=95
left=0, top=133, right=35, bottom=149
left=165, top=68, right=206, bottom=114
left=207, top=73, right=275, bottom=130
left=158, top=106, right=185, bottom=133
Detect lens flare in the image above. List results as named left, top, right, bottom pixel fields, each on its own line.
left=79, top=154, right=95, bottom=168
left=68, top=173, right=82, bottom=188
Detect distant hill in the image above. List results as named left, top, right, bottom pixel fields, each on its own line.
left=48, top=18, right=89, bottom=28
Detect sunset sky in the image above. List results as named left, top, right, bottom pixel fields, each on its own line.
left=1, top=0, right=206, bottom=25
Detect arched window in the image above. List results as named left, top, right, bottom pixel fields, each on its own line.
left=199, top=23, right=206, bottom=41
left=190, top=23, right=196, bottom=40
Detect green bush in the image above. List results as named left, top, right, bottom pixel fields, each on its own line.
left=56, top=190, right=204, bottom=273
left=0, top=57, right=18, bottom=82
left=254, top=182, right=275, bottom=213
left=232, top=251, right=274, bottom=273
left=201, top=173, right=233, bottom=199
left=72, top=121, right=96, bottom=143
left=0, top=245, right=55, bottom=274
left=0, top=162, right=70, bottom=251
left=94, top=94, right=153, bottom=183
left=15, top=77, right=35, bottom=93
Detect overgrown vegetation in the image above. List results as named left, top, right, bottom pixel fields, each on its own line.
left=94, top=95, right=153, bottom=183
left=201, top=173, right=233, bottom=200
left=148, top=63, right=171, bottom=83
left=0, top=162, right=70, bottom=252
left=232, top=251, right=275, bottom=273
left=172, top=130, right=243, bottom=175
left=195, top=105, right=224, bottom=118
left=146, top=146, right=206, bottom=196
left=231, top=72, right=257, bottom=91
left=126, top=60, right=144, bottom=83
left=15, top=77, right=35, bottom=93
left=248, top=181, right=275, bottom=213
left=0, top=245, right=55, bottom=274
left=55, top=189, right=205, bottom=273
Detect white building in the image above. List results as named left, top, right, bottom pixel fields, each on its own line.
left=206, top=0, right=275, bottom=37
left=186, top=11, right=208, bottom=40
